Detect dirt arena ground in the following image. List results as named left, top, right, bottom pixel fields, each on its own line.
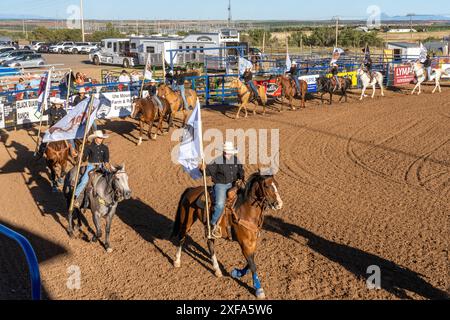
left=1, top=84, right=449, bottom=300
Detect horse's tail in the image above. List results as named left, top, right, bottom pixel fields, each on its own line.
left=258, top=86, right=268, bottom=106
left=171, top=188, right=191, bottom=239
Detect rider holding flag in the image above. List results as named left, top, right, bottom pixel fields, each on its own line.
left=330, top=48, right=344, bottom=91
left=362, top=45, right=374, bottom=82
left=419, top=43, right=432, bottom=81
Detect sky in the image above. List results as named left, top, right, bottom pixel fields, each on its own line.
left=0, top=0, right=449, bottom=20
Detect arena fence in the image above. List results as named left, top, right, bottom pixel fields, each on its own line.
left=0, top=224, right=41, bottom=300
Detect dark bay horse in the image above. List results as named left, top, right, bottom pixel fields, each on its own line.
left=171, top=172, right=284, bottom=299
left=276, top=75, right=308, bottom=111
left=131, top=97, right=172, bottom=146
left=45, top=141, right=74, bottom=192
left=316, top=75, right=352, bottom=105
left=63, top=164, right=132, bottom=253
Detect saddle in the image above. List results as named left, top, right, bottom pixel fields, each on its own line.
left=73, top=167, right=106, bottom=209
left=289, top=79, right=300, bottom=96
left=245, top=84, right=258, bottom=102
left=196, top=186, right=240, bottom=240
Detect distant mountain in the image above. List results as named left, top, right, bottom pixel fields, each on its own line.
left=0, top=14, right=50, bottom=20
left=381, top=13, right=450, bottom=21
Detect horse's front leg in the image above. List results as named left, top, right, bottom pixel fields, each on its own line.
left=207, top=239, right=223, bottom=278
left=360, top=86, right=366, bottom=100
left=137, top=119, right=144, bottom=146
left=371, top=85, right=376, bottom=99
left=236, top=103, right=244, bottom=119
left=412, top=82, right=419, bottom=95
left=149, top=118, right=157, bottom=141
left=104, top=207, right=116, bottom=253
left=91, top=210, right=102, bottom=243
left=290, top=96, right=296, bottom=111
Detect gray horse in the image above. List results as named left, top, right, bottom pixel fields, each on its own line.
left=63, top=164, right=131, bottom=253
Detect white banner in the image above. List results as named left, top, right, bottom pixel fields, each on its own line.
left=0, top=104, right=5, bottom=129
left=16, top=99, right=48, bottom=125
left=299, top=74, right=320, bottom=92
left=441, top=64, right=450, bottom=78
left=95, top=91, right=133, bottom=119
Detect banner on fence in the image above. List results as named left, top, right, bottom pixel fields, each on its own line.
left=441, top=64, right=450, bottom=78
left=0, top=104, right=4, bottom=129
left=394, top=65, right=415, bottom=85
left=299, top=75, right=320, bottom=92
left=16, top=99, right=48, bottom=125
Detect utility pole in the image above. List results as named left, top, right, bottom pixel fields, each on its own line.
left=228, top=0, right=232, bottom=27
left=80, top=0, right=85, bottom=42
left=333, top=16, right=340, bottom=48
left=407, top=13, right=415, bottom=41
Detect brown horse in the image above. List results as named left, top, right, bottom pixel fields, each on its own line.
left=158, top=84, right=198, bottom=127
left=45, top=141, right=73, bottom=192
left=229, top=78, right=268, bottom=119
left=131, top=97, right=172, bottom=146
left=276, top=75, right=308, bottom=111
left=171, top=172, right=284, bottom=299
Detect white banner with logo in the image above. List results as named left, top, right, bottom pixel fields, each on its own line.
left=299, top=74, right=320, bottom=92
left=16, top=99, right=48, bottom=125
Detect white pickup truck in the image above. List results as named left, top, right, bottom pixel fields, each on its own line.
left=89, top=38, right=135, bottom=68
left=65, top=42, right=98, bottom=54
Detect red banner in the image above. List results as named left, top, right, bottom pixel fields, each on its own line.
left=394, top=65, right=415, bottom=85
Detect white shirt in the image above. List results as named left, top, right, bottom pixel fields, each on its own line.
left=119, top=74, right=131, bottom=83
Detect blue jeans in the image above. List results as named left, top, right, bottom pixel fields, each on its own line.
left=74, top=163, right=95, bottom=198
left=426, top=67, right=432, bottom=80
left=68, top=139, right=76, bottom=149
left=177, top=85, right=189, bottom=109
left=293, top=76, right=301, bottom=93
left=151, top=95, right=163, bottom=111
left=247, top=81, right=259, bottom=98
left=211, top=183, right=233, bottom=226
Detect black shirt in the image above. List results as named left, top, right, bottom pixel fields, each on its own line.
left=243, top=71, right=253, bottom=82
left=148, top=85, right=157, bottom=96
left=73, top=95, right=87, bottom=106
left=44, top=107, right=67, bottom=126
left=288, top=66, right=298, bottom=76
left=174, top=74, right=185, bottom=86
left=83, top=143, right=110, bottom=164
left=424, top=58, right=432, bottom=68
left=206, top=155, right=245, bottom=185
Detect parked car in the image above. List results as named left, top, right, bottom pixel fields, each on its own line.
left=30, top=42, right=46, bottom=51
left=67, top=42, right=98, bottom=54
left=0, top=50, right=34, bottom=64
left=49, top=42, right=75, bottom=53
left=0, top=46, right=16, bottom=54
left=3, top=53, right=46, bottom=68
left=37, top=43, right=52, bottom=53
left=80, top=43, right=99, bottom=54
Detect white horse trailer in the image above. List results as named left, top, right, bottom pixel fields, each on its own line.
left=129, top=36, right=181, bottom=66
left=89, top=38, right=136, bottom=68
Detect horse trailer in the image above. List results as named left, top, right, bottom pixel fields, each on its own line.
left=89, top=38, right=136, bottom=68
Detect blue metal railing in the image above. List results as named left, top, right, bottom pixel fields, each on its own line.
left=0, top=224, right=41, bottom=300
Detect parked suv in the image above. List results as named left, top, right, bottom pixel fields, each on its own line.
left=3, top=53, right=46, bottom=68
left=0, top=50, right=34, bottom=64
left=49, top=42, right=75, bottom=53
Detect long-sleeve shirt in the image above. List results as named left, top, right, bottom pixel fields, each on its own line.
left=287, top=66, right=298, bottom=76
left=83, top=143, right=109, bottom=164
left=206, top=156, right=245, bottom=185
left=243, top=71, right=253, bottom=83
left=44, top=107, right=67, bottom=126
left=174, top=74, right=185, bottom=86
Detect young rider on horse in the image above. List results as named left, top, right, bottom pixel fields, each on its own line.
left=423, top=54, right=433, bottom=81
left=73, top=130, right=112, bottom=208
left=287, top=61, right=301, bottom=96
left=147, top=79, right=163, bottom=111
left=37, top=98, right=77, bottom=158
left=330, top=61, right=341, bottom=91
left=173, top=68, right=189, bottom=110
left=243, top=67, right=260, bottom=102
left=201, top=142, right=245, bottom=239
left=362, top=46, right=374, bottom=82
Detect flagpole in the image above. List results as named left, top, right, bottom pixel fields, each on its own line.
left=66, top=69, right=72, bottom=107
left=162, top=48, right=166, bottom=83
left=68, top=95, right=96, bottom=214
left=139, top=53, right=149, bottom=98
left=34, top=67, right=53, bottom=156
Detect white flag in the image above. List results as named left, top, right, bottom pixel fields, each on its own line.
left=239, top=57, right=253, bottom=75
left=178, top=99, right=203, bottom=180
left=36, top=68, right=53, bottom=116
left=144, top=54, right=153, bottom=80
left=286, top=53, right=292, bottom=72
left=43, top=97, right=100, bottom=143
left=419, top=43, right=428, bottom=63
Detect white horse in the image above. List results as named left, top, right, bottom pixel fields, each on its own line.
left=409, top=61, right=449, bottom=95
left=357, top=66, right=385, bottom=100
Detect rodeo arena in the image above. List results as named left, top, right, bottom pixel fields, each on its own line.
left=0, top=24, right=449, bottom=303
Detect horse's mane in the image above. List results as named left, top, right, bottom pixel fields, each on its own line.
left=240, top=172, right=269, bottom=202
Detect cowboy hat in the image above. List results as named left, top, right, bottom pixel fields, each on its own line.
left=222, top=141, right=238, bottom=155
left=78, top=87, right=86, bottom=94
left=292, top=61, right=297, bottom=65
left=50, top=97, right=65, bottom=105
left=88, top=130, right=109, bottom=142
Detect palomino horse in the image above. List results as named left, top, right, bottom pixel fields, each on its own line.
left=158, top=84, right=198, bottom=127
left=357, top=66, right=385, bottom=100
left=131, top=97, right=172, bottom=145
left=316, top=76, right=352, bottom=105
left=229, top=78, right=268, bottom=119
left=45, top=141, right=75, bottom=192
left=171, top=172, right=283, bottom=299
left=409, top=61, right=449, bottom=95
left=276, top=75, right=308, bottom=111
left=64, top=164, right=131, bottom=253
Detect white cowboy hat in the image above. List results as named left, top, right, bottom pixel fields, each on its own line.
left=222, top=141, right=238, bottom=155
left=292, top=61, right=297, bottom=65
left=88, top=130, right=109, bottom=142
left=79, top=87, right=86, bottom=94
left=50, top=97, right=65, bottom=105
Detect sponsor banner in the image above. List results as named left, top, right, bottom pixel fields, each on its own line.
left=0, top=104, right=5, bottom=129
left=16, top=99, right=48, bottom=126
left=299, top=74, right=320, bottom=92
left=394, top=65, right=415, bottom=86
left=441, top=64, right=450, bottom=78
left=95, top=91, right=133, bottom=119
